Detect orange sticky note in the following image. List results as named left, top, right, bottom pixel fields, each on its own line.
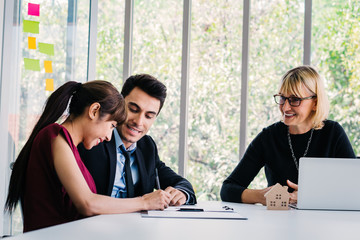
left=28, top=37, right=36, bottom=49
left=45, top=79, right=54, bottom=91
left=44, top=60, right=53, bottom=73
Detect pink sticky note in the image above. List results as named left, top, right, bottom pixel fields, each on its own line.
left=28, top=3, right=40, bottom=16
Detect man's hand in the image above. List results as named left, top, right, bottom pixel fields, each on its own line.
left=165, top=186, right=187, bottom=206
left=141, top=190, right=171, bottom=210
left=287, top=180, right=298, bottom=204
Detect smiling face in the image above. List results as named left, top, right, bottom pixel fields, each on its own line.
left=279, top=86, right=317, bottom=134
left=82, top=113, right=117, bottom=150
left=118, top=87, right=160, bottom=148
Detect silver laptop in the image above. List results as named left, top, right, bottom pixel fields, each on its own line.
left=296, top=157, right=360, bottom=211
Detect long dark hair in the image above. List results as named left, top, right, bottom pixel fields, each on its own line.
left=5, top=80, right=126, bottom=213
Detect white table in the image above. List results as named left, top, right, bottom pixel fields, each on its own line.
left=8, top=201, right=360, bottom=240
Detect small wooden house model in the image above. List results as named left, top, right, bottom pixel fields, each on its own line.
left=264, top=183, right=290, bottom=210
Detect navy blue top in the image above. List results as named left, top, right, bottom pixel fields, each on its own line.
left=220, top=120, right=356, bottom=203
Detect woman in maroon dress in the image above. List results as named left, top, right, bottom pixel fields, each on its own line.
left=6, top=80, right=172, bottom=232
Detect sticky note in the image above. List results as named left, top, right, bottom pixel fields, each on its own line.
left=38, top=43, right=54, bottom=56
left=28, top=3, right=40, bottom=16
left=44, top=60, right=53, bottom=73
left=45, top=79, right=54, bottom=91
left=24, top=58, right=40, bottom=71
left=28, top=37, right=36, bottom=49
left=23, top=20, right=39, bottom=34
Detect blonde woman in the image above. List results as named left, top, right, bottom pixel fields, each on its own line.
left=221, top=66, right=355, bottom=205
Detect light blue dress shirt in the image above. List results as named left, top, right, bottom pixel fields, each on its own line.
left=111, top=129, right=190, bottom=203
left=111, top=129, right=139, bottom=198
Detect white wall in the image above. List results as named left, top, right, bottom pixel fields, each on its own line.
left=0, top=0, right=6, bottom=235
left=1, top=0, right=18, bottom=236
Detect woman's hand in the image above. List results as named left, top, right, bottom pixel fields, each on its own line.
left=287, top=180, right=298, bottom=203
left=242, top=186, right=273, bottom=205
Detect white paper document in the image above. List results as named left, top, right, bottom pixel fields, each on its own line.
left=141, top=206, right=247, bottom=220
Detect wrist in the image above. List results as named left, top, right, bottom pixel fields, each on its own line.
left=242, top=189, right=265, bottom=204
left=140, top=195, right=149, bottom=210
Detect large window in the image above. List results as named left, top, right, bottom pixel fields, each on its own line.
left=188, top=0, right=243, bottom=200
left=312, top=0, right=360, bottom=155
left=5, top=0, right=91, bottom=234
left=247, top=0, right=304, bottom=189
left=132, top=0, right=183, bottom=172
left=18, top=0, right=90, bottom=154
left=96, top=0, right=125, bottom=89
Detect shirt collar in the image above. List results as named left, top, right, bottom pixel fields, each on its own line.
left=113, top=128, right=137, bottom=152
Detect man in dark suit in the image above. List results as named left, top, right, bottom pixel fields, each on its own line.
left=78, top=74, right=196, bottom=206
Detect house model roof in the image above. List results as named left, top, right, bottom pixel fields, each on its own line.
left=264, top=183, right=290, bottom=210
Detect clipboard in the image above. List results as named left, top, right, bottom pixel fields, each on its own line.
left=141, top=206, right=247, bottom=220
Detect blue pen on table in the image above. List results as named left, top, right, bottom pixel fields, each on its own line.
left=155, top=168, right=161, bottom=190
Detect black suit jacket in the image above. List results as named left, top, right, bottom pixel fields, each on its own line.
left=78, top=134, right=196, bottom=204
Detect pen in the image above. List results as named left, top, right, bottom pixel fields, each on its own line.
left=155, top=168, right=161, bottom=190
left=177, top=208, right=204, bottom=212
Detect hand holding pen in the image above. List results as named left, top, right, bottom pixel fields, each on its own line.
left=155, top=168, right=187, bottom=206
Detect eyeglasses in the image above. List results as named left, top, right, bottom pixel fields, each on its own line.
left=273, top=94, right=316, bottom=107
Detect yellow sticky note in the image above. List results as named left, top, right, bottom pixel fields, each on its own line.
left=44, top=60, right=53, bottom=73
left=45, top=79, right=54, bottom=91
left=28, top=37, right=36, bottom=49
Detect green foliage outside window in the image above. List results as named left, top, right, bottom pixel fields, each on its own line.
left=312, top=0, right=360, bottom=155
left=95, top=0, right=359, bottom=201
